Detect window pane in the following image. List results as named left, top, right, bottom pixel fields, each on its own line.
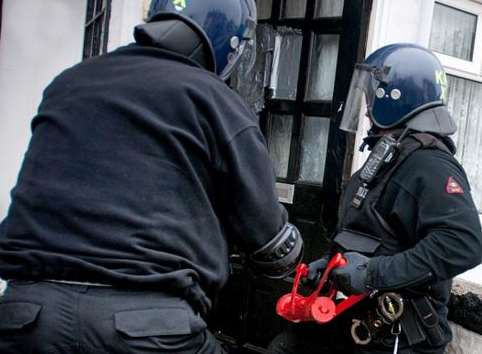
left=282, top=0, right=307, bottom=19
left=270, top=27, right=303, bottom=100
left=299, top=117, right=330, bottom=184
left=93, top=19, right=102, bottom=56
left=315, top=0, right=344, bottom=18
left=86, top=0, right=95, bottom=21
left=306, top=35, right=340, bottom=101
left=83, top=25, right=94, bottom=59
left=430, top=3, right=477, bottom=61
left=446, top=75, right=482, bottom=212
left=268, top=115, right=294, bottom=178
left=84, top=0, right=111, bottom=60
left=257, top=0, right=272, bottom=20
left=95, top=0, right=106, bottom=14
left=231, top=24, right=276, bottom=113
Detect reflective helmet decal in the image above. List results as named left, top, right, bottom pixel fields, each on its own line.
left=172, top=0, right=187, bottom=11
left=435, top=70, right=448, bottom=103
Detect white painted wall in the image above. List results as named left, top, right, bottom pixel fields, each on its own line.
left=0, top=0, right=145, bottom=222
left=108, top=0, right=145, bottom=51
left=0, top=0, right=87, bottom=219
left=356, top=0, right=482, bottom=284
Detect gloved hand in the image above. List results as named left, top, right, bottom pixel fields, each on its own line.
left=303, top=255, right=330, bottom=289
left=331, top=252, right=370, bottom=295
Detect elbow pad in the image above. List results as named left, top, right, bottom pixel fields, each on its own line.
left=250, top=223, right=303, bottom=279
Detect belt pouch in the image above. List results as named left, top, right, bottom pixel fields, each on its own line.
left=400, top=300, right=426, bottom=345
left=411, top=297, right=444, bottom=346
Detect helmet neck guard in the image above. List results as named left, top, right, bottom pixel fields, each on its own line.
left=405, top=105, right=457, bottom=136
left=134, top=12, right=216, bottom=73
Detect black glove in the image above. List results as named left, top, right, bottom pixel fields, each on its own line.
left=303, top=255, right=330, bottom=289
left=331, top=252, right=369, bottom=295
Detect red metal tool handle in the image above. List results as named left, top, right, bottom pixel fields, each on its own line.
left=276, top=253, right=367, bottom=324
left=308, top=253, right=347, bottom=302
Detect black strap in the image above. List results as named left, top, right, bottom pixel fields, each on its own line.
left=400, top=300, right=426, bottom=346
left=364, top=133, right=453, bottom=223
left=411, top=297, right=445, bottom=347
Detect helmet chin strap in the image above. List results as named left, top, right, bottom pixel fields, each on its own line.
left=361, top=126, right=409, bottom=152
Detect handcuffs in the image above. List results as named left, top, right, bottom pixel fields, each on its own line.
left=351, top=292, right=404, bottom=345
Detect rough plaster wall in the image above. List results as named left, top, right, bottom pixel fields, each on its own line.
left=0, top=0, right=87, bottom=219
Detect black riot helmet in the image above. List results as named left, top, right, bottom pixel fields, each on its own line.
left=340, top=43, right=457, bottom=136
left=144, top=0, right=257, bottom=80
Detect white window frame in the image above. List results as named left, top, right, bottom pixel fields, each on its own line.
left=432, top=0, right=482, bottom=82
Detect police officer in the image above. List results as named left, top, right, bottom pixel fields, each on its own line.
left=268, top=44, right=482, bottom=354
left=0, top=1, right=303, bottom=353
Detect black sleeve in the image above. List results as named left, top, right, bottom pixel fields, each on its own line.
left=216, top=126, right=288, bottom=253
left=367, top=152, right=482, bottom=290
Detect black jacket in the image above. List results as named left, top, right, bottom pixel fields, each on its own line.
left=336, top=133, right=482, bottom=350
left=0, top=44, right=286, bottom=308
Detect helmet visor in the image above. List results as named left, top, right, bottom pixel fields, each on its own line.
left=340, top=64, right=377, bottom=133
left=219, top=1, right=257, bottom=81
left=220, top=36, right=256, bottom=81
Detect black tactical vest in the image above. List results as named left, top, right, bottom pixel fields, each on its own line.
left=334, top=133, right=452, bottom=257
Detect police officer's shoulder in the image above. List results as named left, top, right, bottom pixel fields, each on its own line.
left=171, top=61, right=259, bottom=128
left=392, top=148, right=470, bottom=196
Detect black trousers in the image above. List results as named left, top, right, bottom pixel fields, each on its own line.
left=0, top=280, right=226, bottom=354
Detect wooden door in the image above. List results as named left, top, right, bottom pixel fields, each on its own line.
left=212, top=1, right=373, bottom=352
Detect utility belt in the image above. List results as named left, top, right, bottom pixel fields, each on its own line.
left=351, top=292, right=445, bottom=348
left=332, top=231, right=447, bottom=349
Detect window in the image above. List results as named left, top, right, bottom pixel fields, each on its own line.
left=430, top=0, right=482, bottom=77
left=270, top=27, right=303, bottom=100
left=299, top=116, right=331, bottom=183
left=267, top=114, right=294, bottom=178
left=430, top=0, right=482, bottom=213
left=430, top=3, right=477, bottom=61
left=256, top=0, right=272, bottom=20
left=281, top=0, right=307, bottom=19
left=306, top=34, right=340, bottom=101
left=83, top=0, right=112, bottom=59
left=446, top=75, right=482, bottom=212
left=231, top=1, right=369, bottom=188
left=315, top=0, right=345, bottom=18
left=234, top=0, right=347, bottom=185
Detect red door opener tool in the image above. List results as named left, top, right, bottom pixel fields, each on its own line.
left=276, top=253, right=367, bottom=324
